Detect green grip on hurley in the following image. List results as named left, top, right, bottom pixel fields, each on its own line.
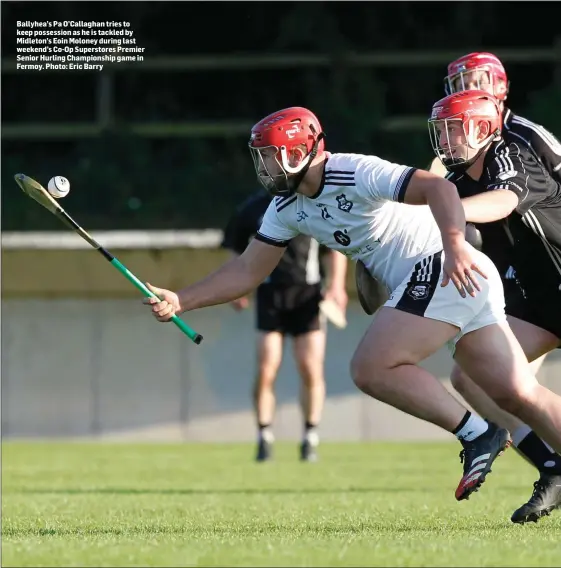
left=110, top=258, right=203, bottom=345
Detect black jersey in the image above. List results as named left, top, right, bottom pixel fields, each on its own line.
left=503, top=108, right=561, bottom=183
left=221, top=190, right=322, bottom=287
left=448, top=138, right=561, bottom=295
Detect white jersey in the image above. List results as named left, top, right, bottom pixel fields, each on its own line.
left=256, top=153, right=444, bottom=293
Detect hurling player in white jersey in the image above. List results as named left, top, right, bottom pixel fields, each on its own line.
left=142, top=107, right=561, bottom=503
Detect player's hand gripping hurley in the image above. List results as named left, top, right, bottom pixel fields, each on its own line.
left=14, top=173, right=203, bottom=345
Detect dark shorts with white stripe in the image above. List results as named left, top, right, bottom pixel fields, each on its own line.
left=505, top=280, right=561, bottom=342
left=256, top=283, right=323, bottom=336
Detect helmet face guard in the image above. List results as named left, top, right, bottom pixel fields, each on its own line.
left=428, top=114, right=496, bottom=173
left=248, top=133, right=324, bottom=197
left=249, top=144, right=311, bottom=197
left=429, top=90, right=502, bottom=173
left=429, top=117, right=466, bottom=171
left=444, top=52, right=509, bottom=101
left=444, top=67, right=494, bottom=96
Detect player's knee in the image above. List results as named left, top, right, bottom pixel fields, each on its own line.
left=296, top=360, right=324, bottom=387
left=350, top=347, right=386, bottom=393
left=350, top=353, right=367, bottom=392
left=255, top=366, right=278, bottom=389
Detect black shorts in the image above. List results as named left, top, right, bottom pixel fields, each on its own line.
left=505, top=279, right=561, bottom=341
left=256, top=283, right=323, bottom=336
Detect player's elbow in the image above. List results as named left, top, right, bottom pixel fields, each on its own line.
left=493, top=190, right=518, bottom=218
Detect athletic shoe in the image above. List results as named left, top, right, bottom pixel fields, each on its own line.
left=455, top=422, right=510, bottom=501
left=300, top=430, right=319, bottom=462
left=256, top=438, right=273, bottom=462
left=300, top=439, right=318, bottom=462
left=511, top=473, right=561, bottom=524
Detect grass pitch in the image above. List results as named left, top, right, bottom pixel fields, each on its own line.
left=2, top=441, right=560, bottom=566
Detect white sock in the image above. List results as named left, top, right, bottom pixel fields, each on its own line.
left=455, top=413, right=489, bottom=442
left=305, top=429, right=319, bottom=447
left=259, top=427, right=274, bottom=443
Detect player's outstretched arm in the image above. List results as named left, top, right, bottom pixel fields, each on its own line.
left=402, top=169, right=487, bottom=296
left=225, top=251, right=251, bottom=311
left=461, top=190, right=518, bottom=223
left=143, top=239, right=285, bottom=321
left=461, top=143, right=553, bottom=223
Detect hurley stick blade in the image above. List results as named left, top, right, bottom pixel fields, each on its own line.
left=14, top=172, right=205, bottom=345
left=319, top=299, right=347, bottom=329
left=14, top=173, right=62, bottom=215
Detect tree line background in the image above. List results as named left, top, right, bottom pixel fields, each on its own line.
left=2, top=1, right=560, bottom=230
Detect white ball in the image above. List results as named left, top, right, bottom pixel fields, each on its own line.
left=47, top=176, right=70, bottom=199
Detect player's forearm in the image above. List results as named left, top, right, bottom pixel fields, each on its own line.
left=461, top=190, right=518, bottom=223
left=426, top=180, right=467, bottom=246
left=326, top=250, right=347, bottom=289
left=177, top=256, right=262, bottom=312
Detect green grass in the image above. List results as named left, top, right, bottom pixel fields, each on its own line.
left=2, top=441, right=560, bottom=567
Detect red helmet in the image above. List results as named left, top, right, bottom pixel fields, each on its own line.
left=248, top=107, right=325, bottom=196
left=444, top=52, right=509, bottom=101
left=428, top=90, right=502, bottom=172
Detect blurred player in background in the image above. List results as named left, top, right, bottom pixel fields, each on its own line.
left=143, top=106, right=561, bottom=502
left=429, top=89, right=561, bottom=523
left=221, top=188, right=348, bottom=462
